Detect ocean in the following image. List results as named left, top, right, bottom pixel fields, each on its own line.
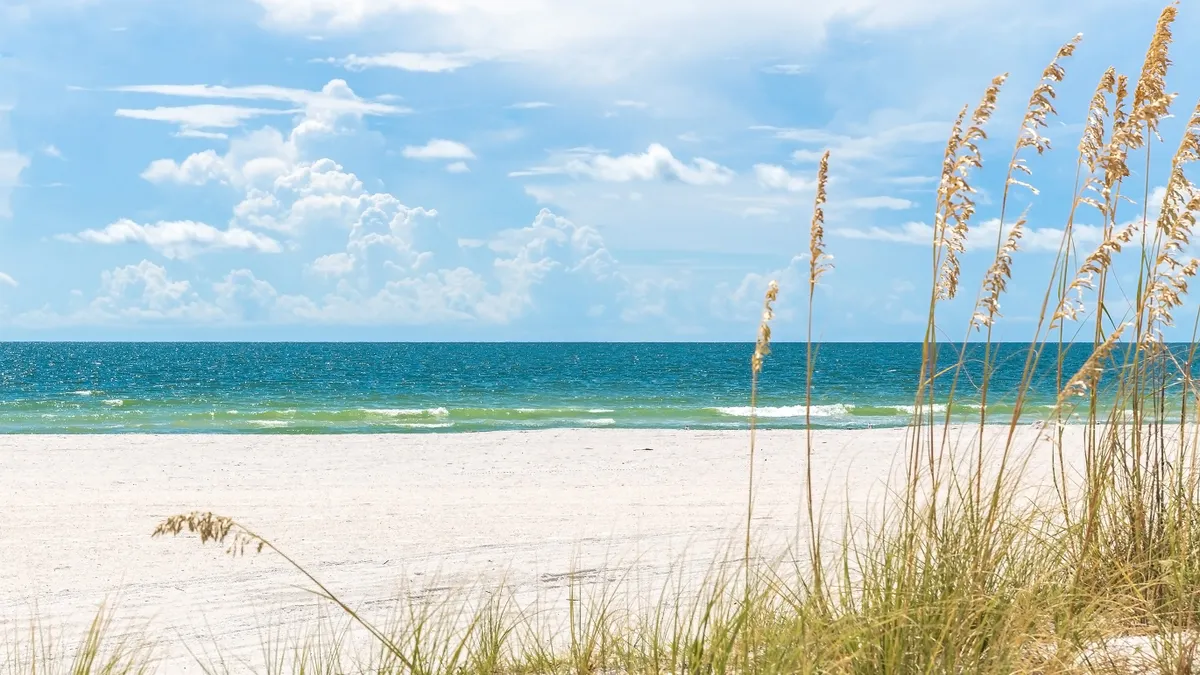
left=0, top=342, right=1173, bottom=433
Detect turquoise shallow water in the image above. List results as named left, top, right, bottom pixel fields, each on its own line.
left=0, top=342, right=1172, bottom=433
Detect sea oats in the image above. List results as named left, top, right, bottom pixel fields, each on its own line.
left=1079, top=68, right=1116, bottom=175
left=751, top=281, right=780, bottom=376
left=935, top=75, right=1008, bottom=301
left=809, top=151, right=832, bottom=287
left=1008, top=34, right=1081, bottom=195
left=972, top=210, right=1026, bottom=330
left=153, top=511, right=266, bottom=556
left=1052, top=222, right=1138, bottom=327
left=1131, top=4, right=1177, bottom=141
left=974, top=39, right=1079, bottom=330
left=1139, top=98, right=1200, bottom=346
left=1060, top=323, right=1128, bottom=401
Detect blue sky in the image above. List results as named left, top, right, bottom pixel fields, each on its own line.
left=0, top=0, right=1194, bottom=341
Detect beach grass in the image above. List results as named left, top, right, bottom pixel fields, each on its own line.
left=9, top=3, right=1200, bottom=672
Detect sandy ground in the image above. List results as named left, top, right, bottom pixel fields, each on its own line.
left=0, top=427, right=1062, bottom=671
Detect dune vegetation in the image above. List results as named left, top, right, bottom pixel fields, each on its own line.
left=9, top=3, right=1200, bottom=672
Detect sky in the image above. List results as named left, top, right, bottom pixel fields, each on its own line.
left=0, top=0, right=1196, bottom=341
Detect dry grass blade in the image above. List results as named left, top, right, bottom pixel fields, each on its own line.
left=805, top=151, right=831, bottom=603
left=809, top=151, right=832, bottom=286
left=1130, top=3, right=1177, bottom=139
left=935, top=74, right=1008, bottom=301
left=152, top=512, right=421, bottom=673
left=1140, top=99, right=1200, bottom=346
left=972, top=210, right=1026, bottom=330
left=1009, top=34, right=1081, bottom=194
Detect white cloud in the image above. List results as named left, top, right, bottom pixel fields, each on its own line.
left=18, top=261, right=224, bottom=326
left=0, top=150, right=29, bottom=218
left=832, top=218, right=1106, bottom=254
left=116, top=105, right=293, bottom=134
left=846, top=196, right=915, bottom=210
left=274, top=208, right=622, bottom=325
left=513, top=144, right=734, bottom=186
left=676, top=131, right=701, bottom=143
left=113, top=80, right=411, bottom=117
left=754, top=163, right=812, bottom=192
left=42, top=145, right=63, bottom=159
left=142, top=149, right=233, bottom=185
left=402, top=139, right=476, bottom=160
left=762, top=64, right=808, bottom=75
left=445, top=161, right=471, bottom=173
left=322, top=51, right=481, bottom=72
left=887, top=175, right=938, bottom=185
left=508, top=101, right=553, bottom=109
left=60, top=219, right=283, bottom=259
left=175, top=130, right=232, bottom=140
left=249, top=0, right=975, bottom=69
left=832, top=221, right=932, bottom=246
left=614, top=99, right=647, bottom=108
left=524, top=185, right=557, bottom=204
left=754, top=121, right=951, bottom=165
left=233, top=158, right=438, bottom=236
left=711, top=256, right=804, bottom=322
left=0, top=272, right=16, bottom=287
left=310, top=251, right=356, bottom=276
left=742, top=206, right=778, bottom=218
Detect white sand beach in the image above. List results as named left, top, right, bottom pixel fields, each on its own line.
left=0, top=427, right=1067, bottom=671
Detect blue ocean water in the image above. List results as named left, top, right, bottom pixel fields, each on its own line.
left=0, top=342, right=1164, bottom=433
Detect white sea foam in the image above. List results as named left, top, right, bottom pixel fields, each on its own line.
left=360, top=407, right=450, bottom=417
left=584, top=418, right=617, bottom=426
left=712, top=404, right=852, bottom=418
left=588, top=409, right=616, bottom=414
left=248, top=420, right=291, bottom=428
left=102, top=399, right=124, bottom=407
left=389, top=422, right=455, bottom=429
left=882, top=404, right=949, bottom=415
left=70, top=390, right=94, bottom=396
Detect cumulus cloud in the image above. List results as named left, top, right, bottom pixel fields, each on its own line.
left=754, top=163, right=812, bottom=192
left=142, top=149, right=234, bottom=185
left=16, top=261, right=224, bottom=327
left=45, top=78, right=659, bottom=330
left=508, top=101, right=553, bottom=109
left=513, top=144, right=734, bottom=186
left=60, top=219, right=283, bottom=259
left=445, top=161, right=471, bottom=173
left=402, top=139, right=476, bottom=160
left=310, top=251, right=355, bottom=276
left=322, top=51, right=481, bottom=72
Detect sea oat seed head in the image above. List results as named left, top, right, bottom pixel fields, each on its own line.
left=752, top=281, right=779, bottom=375
left=809, top=151, right=833, bottom=286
